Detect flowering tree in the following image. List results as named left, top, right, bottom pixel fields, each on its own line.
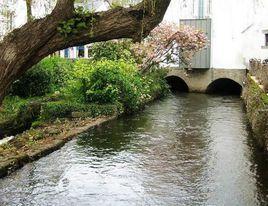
left=132, top=22, right=208, bottom=72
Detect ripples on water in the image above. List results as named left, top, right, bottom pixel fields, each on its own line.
left=0, top=93, right=268, bottom=206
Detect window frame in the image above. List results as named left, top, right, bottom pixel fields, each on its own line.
left=265, top=33, right=268, bottom=47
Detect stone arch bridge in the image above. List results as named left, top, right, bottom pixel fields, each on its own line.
left=166, top=68, right=247, bottom=94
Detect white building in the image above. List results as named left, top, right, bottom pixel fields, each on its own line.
left=164, top=0, right=268, bottom=70
left=1, top=0, right=267, bottom=69
left=59, top=0, right=108, bottom=59
left=62, top=0, right=268, bottom=70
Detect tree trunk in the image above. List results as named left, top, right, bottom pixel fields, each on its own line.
left=26, top=0, right=33, bottom=22
left=0, top=0, right=171, bottom=105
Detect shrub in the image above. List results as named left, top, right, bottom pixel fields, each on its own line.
left=68, top=60, right=143, bottom=112
left=0, top=98, right=41, bottom=138
left=39, top=100, right=119, bottom=121
left=10, top=57, right=74, bottom=97
left=11, top=64, right=52, bottom=97
left=65, top=59, right=170, bottom=112
left=41, top=56, right=74, bottom=91
left=144, top=69, right=170, bottom=98
left=90, top=40, right=135, bottom=62
left=0, top=96, right=29, bottom=121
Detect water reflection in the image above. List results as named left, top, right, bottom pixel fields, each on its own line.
left=0, top=93, right=267, bottom=206
left=247, top=132, right=268, bottom=205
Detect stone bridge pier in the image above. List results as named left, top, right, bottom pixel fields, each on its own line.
left=166, top=68, right=247, bottom=94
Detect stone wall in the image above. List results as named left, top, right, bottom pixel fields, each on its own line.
left=242, top=75, right=268, bottom=153
left=249, top=59, right=268, bottom=92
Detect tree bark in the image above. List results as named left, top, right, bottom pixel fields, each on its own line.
left=26, top=0, right=33, bottom=22
left=0, top=0, right=171, bottom=104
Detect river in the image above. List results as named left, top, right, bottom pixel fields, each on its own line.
left=0, top=93, right=268, bottom=206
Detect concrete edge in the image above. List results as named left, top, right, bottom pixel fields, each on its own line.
left=0, top=115, right=117, bottom=178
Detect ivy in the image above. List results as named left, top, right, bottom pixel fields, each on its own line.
left=57, top=6, right=96, bottom=38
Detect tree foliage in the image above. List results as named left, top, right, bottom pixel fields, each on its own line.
left=0, top=0, right=172, bottom=104
left=132, top=22, right=207, bottom=72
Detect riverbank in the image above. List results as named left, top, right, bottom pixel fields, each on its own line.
left=0, top=88, right=168, bottom=178
left=0, top=115, right=117, bottom=178
left=242, top=75, right=268, bottom=153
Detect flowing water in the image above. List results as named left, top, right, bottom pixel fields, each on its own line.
left=0, top=93, right=268, bottom=206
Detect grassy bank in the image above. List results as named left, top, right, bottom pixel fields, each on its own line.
left=0, top=116, right=117, bottom=178
left=0, top=88, right=167, bottom=178
left=0, top=45, right=169, bottom=177
left=242, top=75, right=268, bottom=153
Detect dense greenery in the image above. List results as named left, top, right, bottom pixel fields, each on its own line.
left=10, top=57, right=74, bottom=97
left=0, top=96, right=28, bottom=121
left=242, top=75, right=268, bottom=150
left=0, top=40, right=169, bottom=137
left=0, top=97, right=41, bottom=137
left=39, top=101, right=120, bottom=121
left=67, top=59, right=166, bottom=112
left=90, top=40, right=134, bottom=62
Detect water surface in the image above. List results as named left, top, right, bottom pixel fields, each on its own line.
left=0, top=93, right=268, bottom=206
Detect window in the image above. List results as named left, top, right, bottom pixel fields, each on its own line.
left=64, top=49, right=69, bottom=58
left=261, top=30, right=268, bottom=49
left=198, top=0, right=204, bottom=18
left=77, top=46, right=85, bottom=58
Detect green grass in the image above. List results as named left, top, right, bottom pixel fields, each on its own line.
left=0, top=96, right=29, bottom=122
left=39, top=100, right=119, bottom=121
left=261, top=93, right=268, bottom=105
left=249, top=76, right=268, bottom=105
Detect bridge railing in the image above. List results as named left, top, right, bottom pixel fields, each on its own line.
left=249, top=59, right=268, bottom=92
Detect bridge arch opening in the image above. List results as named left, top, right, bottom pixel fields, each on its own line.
left=165, top=76, right=189, bottom=92
left=206, top=78, right=242, bottom=95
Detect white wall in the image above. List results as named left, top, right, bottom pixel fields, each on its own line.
left=2, top=0, right=267, bottom=66
left=164, top=0, right=268, bottom=69
left=210, top=0, right=268, bottom=69
left=14, top=0, right=27, bottom=28
left=164, top=0, right=181, bottom=25
left=241, top=0, right=268, bottom=62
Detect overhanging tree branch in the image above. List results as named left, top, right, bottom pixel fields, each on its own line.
left=0, top=0, right=171, bottom=104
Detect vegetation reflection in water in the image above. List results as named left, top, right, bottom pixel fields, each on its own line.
left=0, top=93, right=268, bottom=206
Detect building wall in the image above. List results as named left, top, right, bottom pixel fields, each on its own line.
left=210, top=0, right=268, bottom=69
left=164, top=0, right=268, bottom=70
left=1, top=0, right=267, bottom=63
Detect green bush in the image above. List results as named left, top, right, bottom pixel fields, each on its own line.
left=68, top=60, right=144, bottom=112
left=11, top=64, right=52, bottom=97
left=0, top=98, right=41, bottom=137
left=143, top=69, right=170, bottom=98
left=65, top=59, right=170, bottom=113
left=10, top=57, right=74, bottom=97
left=41, top=56, right=74, bottom=91
left=0, top=96, right=29, bottom=122
left=90, top=40, right=135, bottom=62
left=5, top=52, right=169, bottom=128
left=39, top=100, right=119, bottom=121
